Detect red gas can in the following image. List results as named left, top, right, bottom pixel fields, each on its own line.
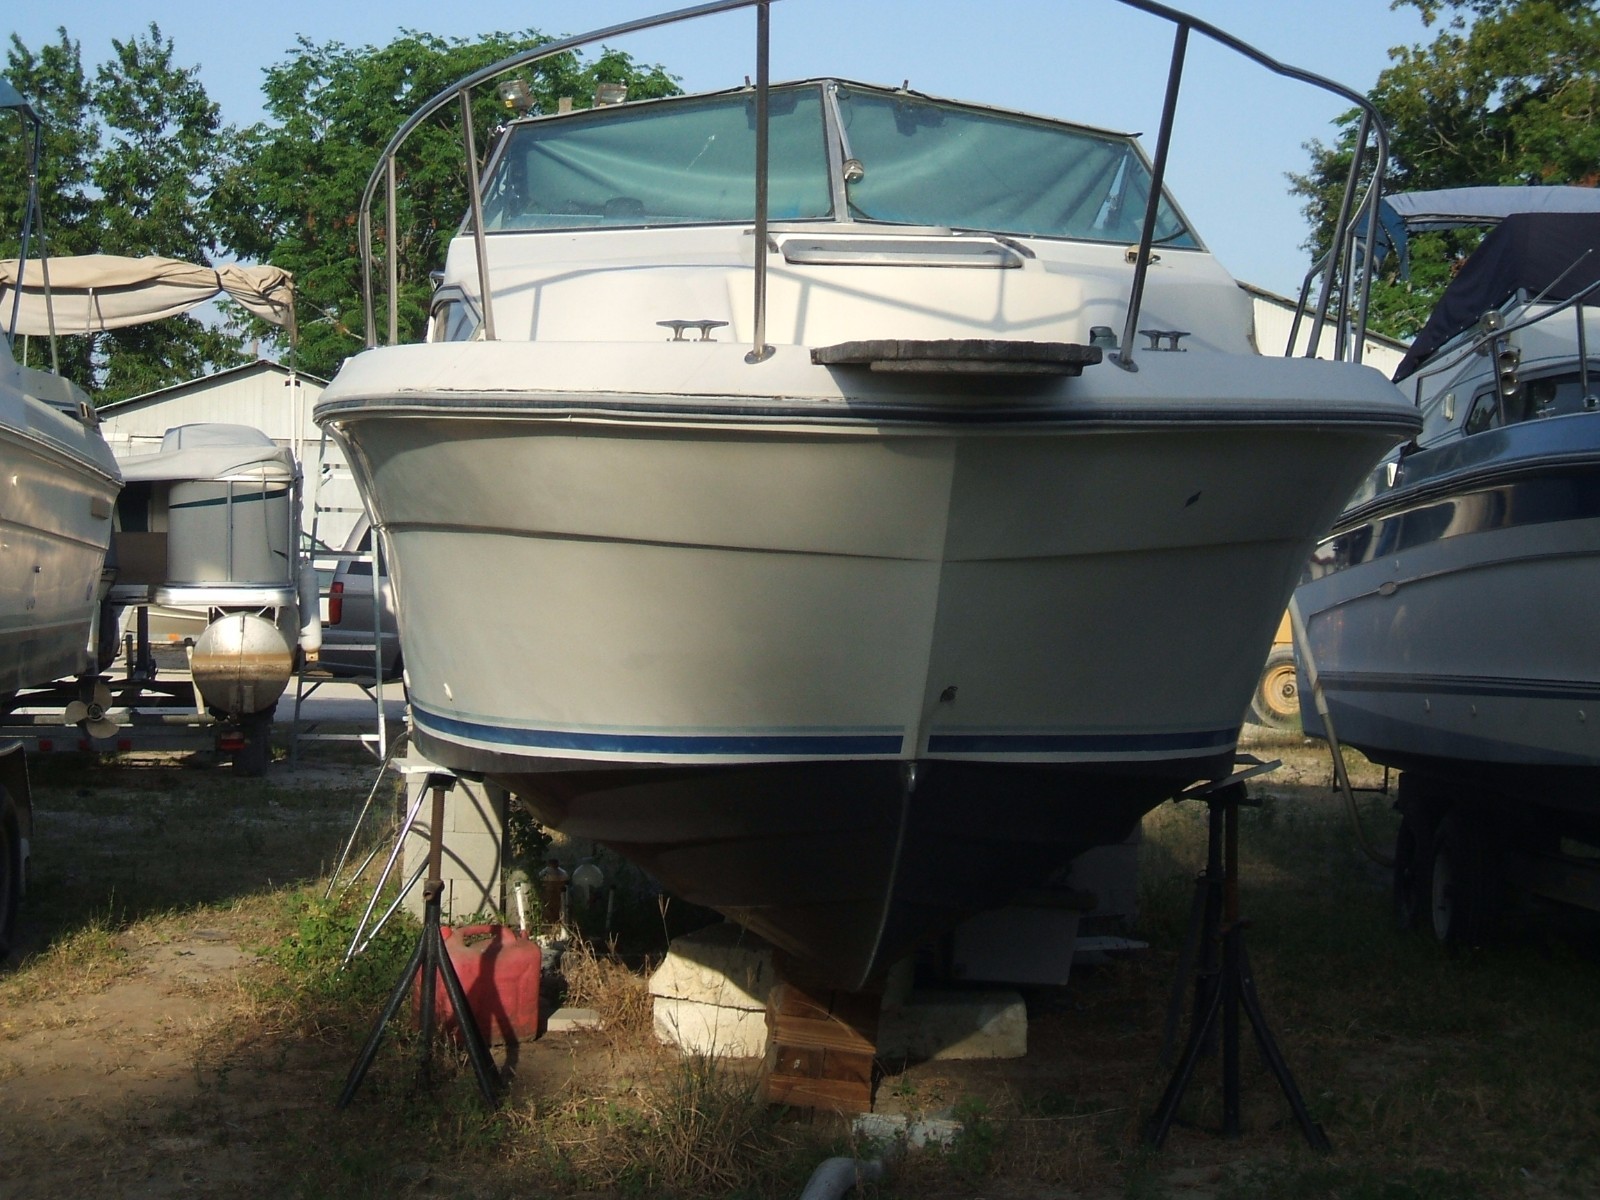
left=413, top=924, right=543, bottom=1046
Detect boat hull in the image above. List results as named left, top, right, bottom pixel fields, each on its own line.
left=1296, top=413, right=1600, bottom=817
left=446, top=754, right=1221, bottom=989
left=321, top=341, right=1417, bottom=986
left=0, top=412, right=120, bottom=693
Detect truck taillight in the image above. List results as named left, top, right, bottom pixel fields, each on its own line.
left=329, top=580, right=344, bottom=625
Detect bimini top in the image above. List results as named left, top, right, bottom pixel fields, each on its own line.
left=1393, top=211, right=1600, bottom=381
left=0, top=254, right=294, bottom=337
left=1381, top=185, right=1600, bottom=233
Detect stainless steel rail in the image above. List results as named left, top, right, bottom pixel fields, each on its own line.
left=2, top=84, right=62, bottom=372
left=356, top=0, right=766, bottom=353
left=354, top=0, right=1390, bottom=370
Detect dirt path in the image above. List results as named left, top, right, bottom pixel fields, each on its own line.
left=1, top=932, right=265, bottom=1197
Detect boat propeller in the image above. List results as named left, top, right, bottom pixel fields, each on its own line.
left=64, top=681, right=119, bottom=740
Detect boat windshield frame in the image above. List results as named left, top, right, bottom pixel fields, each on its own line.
left=354, top=0, right=1389, bottom=370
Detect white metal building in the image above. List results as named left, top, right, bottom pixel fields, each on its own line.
left=1243, top=281, right=1409, bottom=377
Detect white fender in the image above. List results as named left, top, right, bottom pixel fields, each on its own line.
left=297, top=560, right=323, bottom=659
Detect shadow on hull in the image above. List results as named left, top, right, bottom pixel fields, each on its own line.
left=415, top=734, right=1234, bottom=990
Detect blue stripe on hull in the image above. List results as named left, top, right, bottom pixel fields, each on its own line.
left=414, top=705, right=905, bottom=756
left=415, top=703, right=1237, bottom=760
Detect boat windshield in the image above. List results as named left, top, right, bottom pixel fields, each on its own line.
left=834, top=85, right=1195, bottom=247
left=481, top=85, right=833, bottom=230
left=478, top=80, right=1197, bottom=247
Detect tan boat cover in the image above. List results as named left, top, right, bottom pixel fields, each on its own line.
left=0, top=254, right=294, bottom=335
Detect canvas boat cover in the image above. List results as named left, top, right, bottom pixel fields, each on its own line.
left=118, top=423, right=297, bottom=485
left=1393, top=211, right=1600, bottom=381
left=0, top=254, right=293, bottom=336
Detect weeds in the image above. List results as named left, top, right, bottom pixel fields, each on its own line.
left=4, top=742, right=1600, bottom=1199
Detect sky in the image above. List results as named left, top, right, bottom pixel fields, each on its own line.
left=7, top=0, right=1435, bottom=296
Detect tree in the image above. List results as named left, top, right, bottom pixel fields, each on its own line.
left=90, top=25, right=251, bottom=398
left=0, top=31, right=98, bottom=256
left=1293, top=0, right=1600, bottom=340
left=216, top=31, right=680, bottom=380
left=3, top=25, right=251, bottom=400
left=2, top=31, right=100, bottom=384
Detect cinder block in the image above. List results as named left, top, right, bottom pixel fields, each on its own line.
left=652, top=998, right=769, bottom=1057
left=878, top=989, right=1027, bottom=1061
left=1063, top=832, right=1141, bottom=923
left=648, top=922, right=776, bottom=1009
left=648, top=923, right=777, bottom=1057
left=853, top=1112, right=962, bottom=1148
left=546, top=1007, right=603, bottom=1033
left=946, top=906, right=1080, bottom=986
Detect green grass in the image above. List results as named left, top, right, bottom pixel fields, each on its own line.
left=4, top=742, right=1599, bottom=1199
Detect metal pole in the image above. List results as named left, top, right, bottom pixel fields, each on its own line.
left=386, top=157, right=399, bottom=347
left=745, top=2, right=774, bottom=364
left=361, top=198, right=376, bottom=348
left=1577, top=301, right=1592, bottom=404
left=1308, top=111, right=1368, bottom=361
left=1116, top=22, right=1188, bottom=370
left=461, top=90, right=497, bottom=342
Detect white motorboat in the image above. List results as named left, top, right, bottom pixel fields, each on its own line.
left=0, top=80, right=121, bottom=695
left=316, top=1, right=1421, bottom=988
left=1293, top=188, right=1600, bottom=941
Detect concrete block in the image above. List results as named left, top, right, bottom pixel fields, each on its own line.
left=1062, top=832, right=1141, bottom=923
left=652, top=998, right=769, bottom=1057
left=879, top=989, right=1027, bottom=1061
left=946, top=905, right=1080, bottom=986
left=853, top=1112, right=962, bottom=1149
left=545, top=1006, right=603, bottom=1033
left=401, top=748, right=508, bottom=923
left=648, top=922, right=776, bottom=1010
left=649, top=922, right=777, bottom=1058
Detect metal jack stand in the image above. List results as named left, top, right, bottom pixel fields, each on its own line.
left=1146, top=778, right=1329, bottom=1151
left=338, top=773, right=500, bottom=1109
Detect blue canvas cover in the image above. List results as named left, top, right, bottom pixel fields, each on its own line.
left=1393, top=211, right=1600, bottom=381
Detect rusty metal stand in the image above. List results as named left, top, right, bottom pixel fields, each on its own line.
left=337, top=773, right=500, bottom=1109
left=1146, top=781, right=1328, bottom=1151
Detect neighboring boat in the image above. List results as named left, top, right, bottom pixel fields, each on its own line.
left=1293, top=186, right=1600, bottom=942
left=0, top=79, right=121, bottom=695
left=316, top=1, right=1422, bottom=988
left=106, top=423, right=314, bottom=775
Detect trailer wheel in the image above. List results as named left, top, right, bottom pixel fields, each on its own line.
left=1249, top=647, right=1301, bottom=731
left=1392, top=810, right=1431, bottom=932
left=0, top=789, right=20, bottom=959
left=1425, top=813, right=1489, bottom=949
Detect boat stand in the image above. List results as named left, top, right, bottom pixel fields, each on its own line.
left=1146, top=777, right=1329, bottom=1151
left=337, top=773, right=500, bottom=1110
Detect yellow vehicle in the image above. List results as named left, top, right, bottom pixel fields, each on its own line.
left=1249, top=614, right=1300, bottom=731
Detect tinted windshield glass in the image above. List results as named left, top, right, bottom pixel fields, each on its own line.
left=835, top=86, right=1196, bottom=247
left=477, top=81, right=1198, bottom=247
left=481, top=86, right=832, bottom=230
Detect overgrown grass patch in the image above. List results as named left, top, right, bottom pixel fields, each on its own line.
left=5, top=741, right=1599, bottom=1198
